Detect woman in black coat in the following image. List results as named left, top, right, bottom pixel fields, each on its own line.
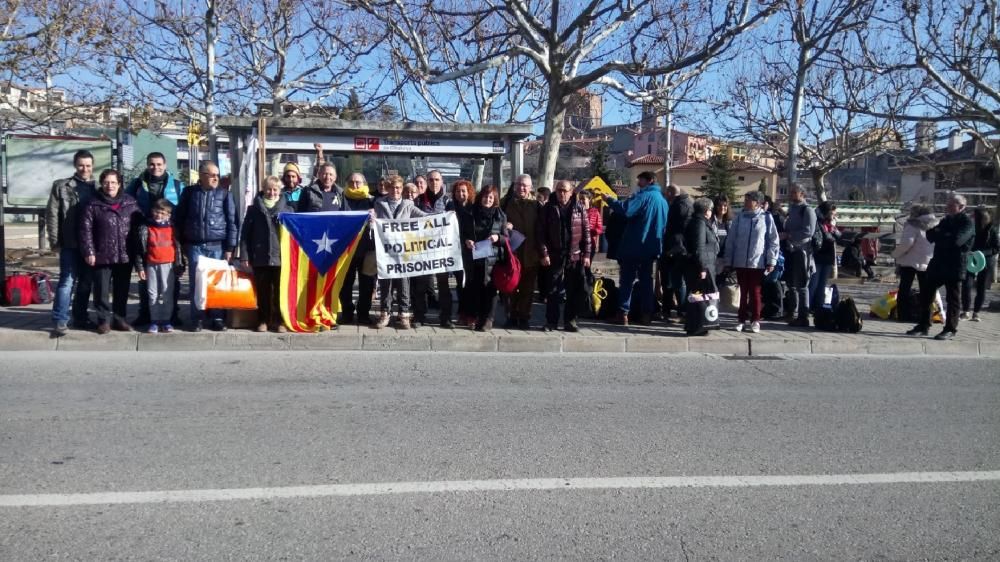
left=79, top=169, right=143, bottom=333
left=239, top=176, right=290, bottom=332
left=683, top=197, right=721, bottom=294
left=459, top=185, right=507, bottom=331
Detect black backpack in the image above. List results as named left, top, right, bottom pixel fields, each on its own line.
left=835, top=296, right=863, bottom=333
left=813, top=285, right=840, bottom=331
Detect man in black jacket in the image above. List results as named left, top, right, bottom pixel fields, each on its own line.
left=906, top=193, right=975, bottom=340
left=174, top=161, right=238, bottom=332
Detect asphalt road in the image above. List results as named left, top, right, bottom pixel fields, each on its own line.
left=1, top=352, right=998, bottom=560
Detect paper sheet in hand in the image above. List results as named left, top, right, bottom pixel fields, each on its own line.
left=473, top=239, right=494, bottom=259
left=509, top=230, right=526, bottom=251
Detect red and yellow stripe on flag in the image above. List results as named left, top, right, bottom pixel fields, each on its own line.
left=278, top=217, right=368, bottom=332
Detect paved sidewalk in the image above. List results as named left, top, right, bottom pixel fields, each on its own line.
left=3, top=254, right=998, bottom=356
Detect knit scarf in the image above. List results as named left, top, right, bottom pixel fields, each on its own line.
left=345, top=184, right=370, bottom=200
left=262, top=197, right=279, bottom=209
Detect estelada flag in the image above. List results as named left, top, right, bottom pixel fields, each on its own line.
left=277, top=211, right=370, bottom=332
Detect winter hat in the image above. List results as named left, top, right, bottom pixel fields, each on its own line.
left=283, top=162, right=301, bottom=176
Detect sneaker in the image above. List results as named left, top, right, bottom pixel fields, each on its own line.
left=210, top=319, right=227, bottom=332
left=146, top=324, right=159, bottom=334
left=734, top=322, right=747, bottom=332
left=255, top=323, right=268, bottom=332
left=190, top=321, right=203, bottom=333
left=959, top=311, right=972, bottom=320
left=375, top=313, right=390, bottom=329
left=934, top=330, right=956, bottom=341
left=542, top=324, right=556, bottom=332
left=750, top=321, right=761, bottom=333
left=275, top=325, right=287, bottom=333
left=971, top=313, right=981, bottom=322
left=564, top=321, right=579, bottom=333
left=397, top=316, right=411, bottom=330
left=53, top=322, right=68, bottom=336
left=161, top=324, right=174, bottom=333
left=440, top=319, right=455, bottom=329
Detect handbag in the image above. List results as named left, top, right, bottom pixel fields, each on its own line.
left=717, top=271, right=740, bottom=312
left=491, top=238, right=521, bottom=295
left=195, top=257, right=258, bottom=310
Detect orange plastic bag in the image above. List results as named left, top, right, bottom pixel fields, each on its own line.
left=195, top=257, right=258, bottom=310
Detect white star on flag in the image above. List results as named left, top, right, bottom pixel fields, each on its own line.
left=313, top=231, right=337, bottom=254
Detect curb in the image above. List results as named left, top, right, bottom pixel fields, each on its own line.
left=1, top=329, right=996, bottom=356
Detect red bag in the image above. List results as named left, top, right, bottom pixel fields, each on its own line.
left=4, top=273, right=36, bottom=306
left=491, top=238, right=521, bottom=295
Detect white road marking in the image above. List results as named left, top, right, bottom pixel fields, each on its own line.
left=2, top=471, right=998, bottom=507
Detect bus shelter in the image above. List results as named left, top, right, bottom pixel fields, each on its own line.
left=219, top=117, right=533, bottom=211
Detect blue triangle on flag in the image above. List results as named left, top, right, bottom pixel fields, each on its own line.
left=278, top=211, right=370, bottom=275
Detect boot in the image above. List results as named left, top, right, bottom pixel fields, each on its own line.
left=397, top=314, right=412, bottom=330
left=374, top=312, right=390, bottom=329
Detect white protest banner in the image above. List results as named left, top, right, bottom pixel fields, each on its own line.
left=374, top=211, right=463, bottom=279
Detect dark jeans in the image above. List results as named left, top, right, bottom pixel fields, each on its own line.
left=252, top=265, right=281, bottom=328
left=659, top=257, right=687, bottom=314
left=52, top=247, right=94, bottom=326
left=917, top=275, right=961, bottom=333
left=92, top=263, right=132, bottom=326
left=896, top=266, right=926, bottom=322
left=809, top=262, right=834, bottom=312
left=618, top=258, right=654, bottom=316
left=339, top=258, right=374, bottom=321
left=411, top=272, right=453, bottom=323
left=962, top=263, right=994, bottom=313
left=545, top=261, right=585, bottom=326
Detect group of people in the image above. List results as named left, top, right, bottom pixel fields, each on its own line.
left=47, top=149, right=235, bottom=334
left=44, top=148, right=995, bottom=339
left=601, top=173, right=996, bottom=339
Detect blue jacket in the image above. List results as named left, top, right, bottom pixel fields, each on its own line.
left=125, top=172, right=184, bottom=217
left=174, top=185, right=238, bottom=251
left=723, top=208, right=779, bottom=269
left=606, top=184, right=669, bottom=261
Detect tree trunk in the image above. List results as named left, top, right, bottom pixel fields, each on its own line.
left=786, top=48, right=810, bottom=188
left=537, top=90, right=568, bottom=190
left=810, top=168, right=828, bottom=202
left=472, top=160, right=486, bottom=191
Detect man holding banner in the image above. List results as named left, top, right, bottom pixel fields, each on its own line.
left=371, top=175, right=462, bottom=329
left=411, top=170, right=455, bottom=328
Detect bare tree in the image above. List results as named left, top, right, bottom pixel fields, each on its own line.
left=723, top=37, right=916, bottom=201
left=352, top=0, right=780, bottom=189
left=761, top=0, right=876, bottom=188
left=106, top=0, right=235, bottom=161
left=1, top=0, right=111, bottom=133
left=224, top=0, right=388, bottom=117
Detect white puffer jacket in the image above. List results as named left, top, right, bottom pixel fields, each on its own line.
left=892, top=214, right=938, bottom=271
